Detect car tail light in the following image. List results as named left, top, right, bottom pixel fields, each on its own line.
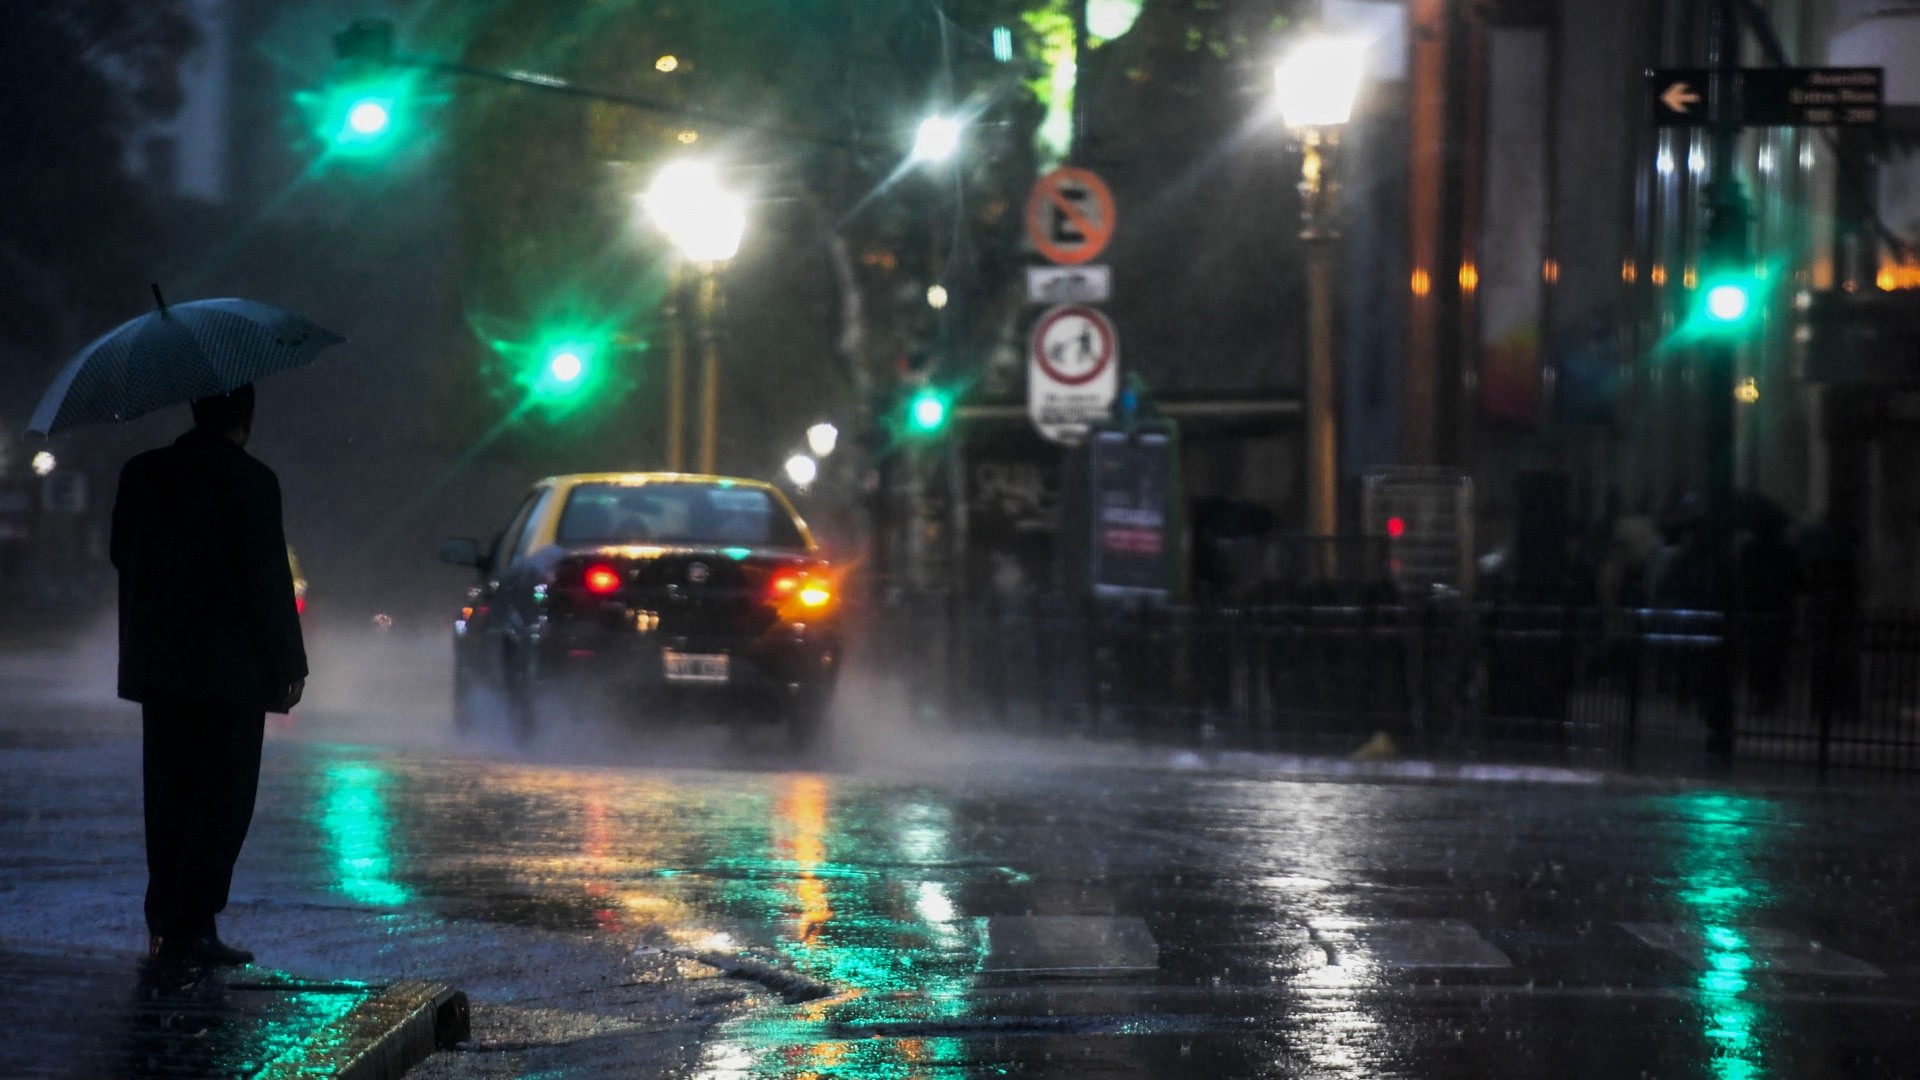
left=769, top=568, right=832, bottom=611
left=584, top=564, right=623, bottom=596
left=295, top=596, right=306, bottom=615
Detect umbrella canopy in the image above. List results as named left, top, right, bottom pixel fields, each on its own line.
left=28, top=291, right=344, bottom=436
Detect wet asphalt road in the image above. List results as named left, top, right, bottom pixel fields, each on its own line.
left=5, top=627, right=1920, bottom=1077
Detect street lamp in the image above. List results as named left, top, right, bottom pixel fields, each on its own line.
left=31, top=451, right=55, bottom=478
left=642, top=160, right=747, bottom=473
left=784, top=453, right=819, bottom=490
left=912, top=115, right=962, bottom=164
left=806, top=422, right=839, bottom=458
left=642, top=160, right=746, bottom=264
left=1273, top=34, right=1366, bottom=555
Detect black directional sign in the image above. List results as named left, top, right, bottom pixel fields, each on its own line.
left=1742, top=67, right=1882, bottom=128
left=1651, top=69, right=1711, bottom=127
left=1650, top=67, right=1883, bottom=128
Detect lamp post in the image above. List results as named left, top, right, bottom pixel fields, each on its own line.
left=1274, top=36, right=1366, bottom=556
left=641, top=160, right=746, bottom=473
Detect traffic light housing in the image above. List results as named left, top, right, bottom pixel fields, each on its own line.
left=333, top=19, right=395, bottom=64
left=299, top=22, right=421, bottom=164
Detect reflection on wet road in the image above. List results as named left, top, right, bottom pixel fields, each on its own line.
left=260, top=744, right=1920, bottom=1077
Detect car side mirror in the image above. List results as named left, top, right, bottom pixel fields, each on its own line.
left=439, top=537, right=483, bottom=569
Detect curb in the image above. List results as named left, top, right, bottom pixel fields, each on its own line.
left=258, top=979, right=469, bottom=1080
left=666, top=949, right=836, bottom=1004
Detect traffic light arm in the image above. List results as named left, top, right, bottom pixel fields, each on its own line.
left=335, top=20, right=873, bottom=151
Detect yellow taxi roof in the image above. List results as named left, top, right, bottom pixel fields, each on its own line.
left=530, top=473, right=816, bottom=551
left=537, top=472, right=780, bottom=491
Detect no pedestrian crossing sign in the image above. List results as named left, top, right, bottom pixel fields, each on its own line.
left=1026, top=168, right=1116, bottom=266
left=1028, top=304, right=1118, bottom=444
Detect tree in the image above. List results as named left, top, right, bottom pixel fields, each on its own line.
left=0, top=2, right=196, bottom=372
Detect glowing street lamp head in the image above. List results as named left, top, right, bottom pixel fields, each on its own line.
left=641, top=160, right=747, bottom=263
left=1273, top=35, right=1369, bottom=128
left=912, top=116, right=962, bottom=163
left=806, top=422, right=839, bottom=458
left=1086, top=0, right=1144, bottom=41
left=31, top=451, right=55, bottom=477
left=784, top=453, right=819, bottom=489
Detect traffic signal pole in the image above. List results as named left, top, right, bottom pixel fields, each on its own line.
left=333, top=19, right=872, bottom=152
left=697, top=266, right=723, bottom=475
left=1702, top=0, right=1748, bottom=762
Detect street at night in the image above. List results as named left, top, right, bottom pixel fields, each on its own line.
left=5, top=627, right=1920, bottom=1077
left=11, top=0, right=1920, bottom=1075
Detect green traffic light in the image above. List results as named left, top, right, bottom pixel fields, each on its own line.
left=539, top=343, right=595, bottom=396
left=483, top=311, right=638, bottom=425
left=1705, top=282, right=1750, bottom=323
left=344, top=98, right=392, bottom=138
left=547, top=349, right=585, bottom=384
left=332, top=91, right=397, bottom=151
left=298, top=72, right=421, bottom=161
left=909, top=389, right=948, bottom=433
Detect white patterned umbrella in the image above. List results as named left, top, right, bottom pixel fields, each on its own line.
left=27, top=288, right=344, bottom=436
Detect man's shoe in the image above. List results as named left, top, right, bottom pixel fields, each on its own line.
left=153, top=934, right=253, bottom=967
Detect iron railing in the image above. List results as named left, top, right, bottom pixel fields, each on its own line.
left=862, top=594, right=1920, bottom=777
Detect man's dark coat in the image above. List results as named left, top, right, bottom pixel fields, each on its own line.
left=111, top=429, right=307, bottom=712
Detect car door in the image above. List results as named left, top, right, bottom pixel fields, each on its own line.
left=496, top=484, right=561, bottom=655
left=471, top=488, right=542, bottom=677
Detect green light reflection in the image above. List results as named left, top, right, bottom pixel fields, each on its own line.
left=1662, top=792, right=1776, bottom=1080
left=699, top=783, right=987, bottom=1077
left=319, top=761, right=412, bottom=907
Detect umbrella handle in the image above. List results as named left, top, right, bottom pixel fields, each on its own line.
left=150, top=283, right=168, bottom=317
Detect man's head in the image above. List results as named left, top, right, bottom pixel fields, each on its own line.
left=190, top=383, right=256, bottom=445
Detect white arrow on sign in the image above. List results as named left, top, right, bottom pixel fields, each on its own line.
left=1661, top=81, right=1701, bottom=114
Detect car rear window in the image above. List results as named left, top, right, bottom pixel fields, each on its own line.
left=556, top=483, right=807, bottom=549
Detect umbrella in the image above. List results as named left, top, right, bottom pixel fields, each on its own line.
left=27, top=286, right=344, bottom=436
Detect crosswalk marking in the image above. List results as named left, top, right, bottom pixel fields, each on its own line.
left=1620, top=923, right=1886, bottom=978
left=1308, top=917, right=1513, bottom=969
left=984, top=916, right=1160, bottom=974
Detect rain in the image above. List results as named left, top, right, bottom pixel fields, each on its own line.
left=5, top=0, right=1920, bottom=1077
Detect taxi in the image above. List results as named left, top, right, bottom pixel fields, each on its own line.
left=439, top=473, right=839, bottom=743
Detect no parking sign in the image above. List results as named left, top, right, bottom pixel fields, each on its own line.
left=1026, top=168, right=1115, bottom=266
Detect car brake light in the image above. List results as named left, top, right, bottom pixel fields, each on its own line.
left=584, top=564, right=623, bottom=595
left=295, top=596, right=306, bottom=615
left=769, top=568, right=831, bottom=610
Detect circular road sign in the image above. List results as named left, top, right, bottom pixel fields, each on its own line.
left=1026, top=167, right=1115, bottom=266
left=1032, top=305, right=1116, bottom=387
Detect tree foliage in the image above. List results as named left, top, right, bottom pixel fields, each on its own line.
left=0, top=1, right=197, bottom=358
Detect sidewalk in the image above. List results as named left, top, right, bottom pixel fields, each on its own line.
left=0, top=947, right=465, bottom=1080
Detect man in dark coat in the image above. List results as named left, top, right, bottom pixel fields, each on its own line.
left=110, top=383, right=307, bottom=965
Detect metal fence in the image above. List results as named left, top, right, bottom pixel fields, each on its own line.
left=864, top=594, right=1920, bottom=777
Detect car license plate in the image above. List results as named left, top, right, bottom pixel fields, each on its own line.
left=663, top=650, right=730, bottom=683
